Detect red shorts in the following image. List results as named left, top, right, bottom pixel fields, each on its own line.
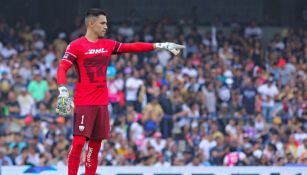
left=73, top=105, right=110, bottom=140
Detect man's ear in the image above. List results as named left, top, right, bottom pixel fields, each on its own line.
left=88, top=18, right=96, bottom=27
left=88, top=19, right=94, bottom=27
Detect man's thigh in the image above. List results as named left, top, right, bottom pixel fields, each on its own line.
left=91, top=105, right=110, bottom=140
left=73, top=106, right=99, bottom=138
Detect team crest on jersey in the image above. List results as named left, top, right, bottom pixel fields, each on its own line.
left=63, top=53, right=69, bottom=59
left=79, top=125, right=85, bottom=132
left=85, top=48, right=108, bottom=54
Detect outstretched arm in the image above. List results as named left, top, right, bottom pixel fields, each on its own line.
left=113, top=42, right=185, bottom=55
left=113, top=42, right=154, bottom=54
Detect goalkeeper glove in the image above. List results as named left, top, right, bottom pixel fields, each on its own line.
left=56, top=86, right=74, bottom=115
left=154, top=42, right=185, bottom=55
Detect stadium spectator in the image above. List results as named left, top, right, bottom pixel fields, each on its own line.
left=27, top=72, right=49, bottom=102
left=0, top=11, right=305, bottom=168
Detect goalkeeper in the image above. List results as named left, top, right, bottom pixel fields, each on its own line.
left=56, top=8, right=184, bottom=175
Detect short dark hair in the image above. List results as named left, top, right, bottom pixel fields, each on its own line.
left=85, top=8, right=107, bottom=18
left=85, top=8, right=107, bottom=25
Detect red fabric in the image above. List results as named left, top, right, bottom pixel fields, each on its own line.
left=68, top=136, right=86, bottom=175
left=57, top=37, right=117, bottom=105
left=277, top=58, right=286, bottom=67
left=118, top=91, right=125, bottom=107
left=225, top=152, right=240, bottom=166
left=57, top=36, right=154, bottom=106
left=85, top=139, right=102, bottom=175
left=156, top=81, right=162, bottom=88
left=117, top=42, right=154, bottom=53
left=57, top=60, right=72, bottom=85
left=73, top=106, right=110, bottom=140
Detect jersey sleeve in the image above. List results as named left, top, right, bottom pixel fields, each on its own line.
left=57, top=41, right=78, bottom=85
left=62, top=42, right=78, bottom=65
left=112, top=41, right=122, bottom=54
left=111, top=41, right=154, bottom=54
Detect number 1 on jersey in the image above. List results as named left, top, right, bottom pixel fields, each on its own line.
left=81, top=115, right=84, bottom=125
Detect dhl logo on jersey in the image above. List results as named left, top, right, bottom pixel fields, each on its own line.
left=85, top=48, right=108, bottom=55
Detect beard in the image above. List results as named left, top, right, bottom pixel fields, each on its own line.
left=95, top=30, right=105, bottom=38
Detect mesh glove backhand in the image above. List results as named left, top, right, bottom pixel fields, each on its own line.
left=55, top=86, right=74, bottom=115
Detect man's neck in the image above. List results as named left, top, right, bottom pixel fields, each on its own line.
left=85, top=31, right=98, bottom=42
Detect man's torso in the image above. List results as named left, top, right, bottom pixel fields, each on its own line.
left=66, top=37, right=117, bottom=105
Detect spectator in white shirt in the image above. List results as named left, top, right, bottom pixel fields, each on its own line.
left=148, top=131, right=166, bottom=153
left=244, top=21, right=262, bottom=39
left=125, top=70, right=143, bottom=112
left=17, top=87, right=36, bottom=117
left=218, top=42, right=234, bottom=63
left=181, top=60, right=198, bottom=78
left=154, top=153, right=171, bottom=167
left=0, top=42, right=17, bottom=59
left=225, top=119, right=237, bottom=135
left=117, top=21, right=134, bottom=41
left=257, top=77, right=279, bottom=122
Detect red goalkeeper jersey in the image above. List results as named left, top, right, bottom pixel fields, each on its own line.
left=57, top=36, right=154, bottom=105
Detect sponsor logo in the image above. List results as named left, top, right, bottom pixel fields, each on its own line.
left=85, top=48, right=108, bottom=54
left=86, top=147, right=93, bottom=168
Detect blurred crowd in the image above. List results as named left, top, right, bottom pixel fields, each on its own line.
left=0, top=15, right=306, bottom=167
